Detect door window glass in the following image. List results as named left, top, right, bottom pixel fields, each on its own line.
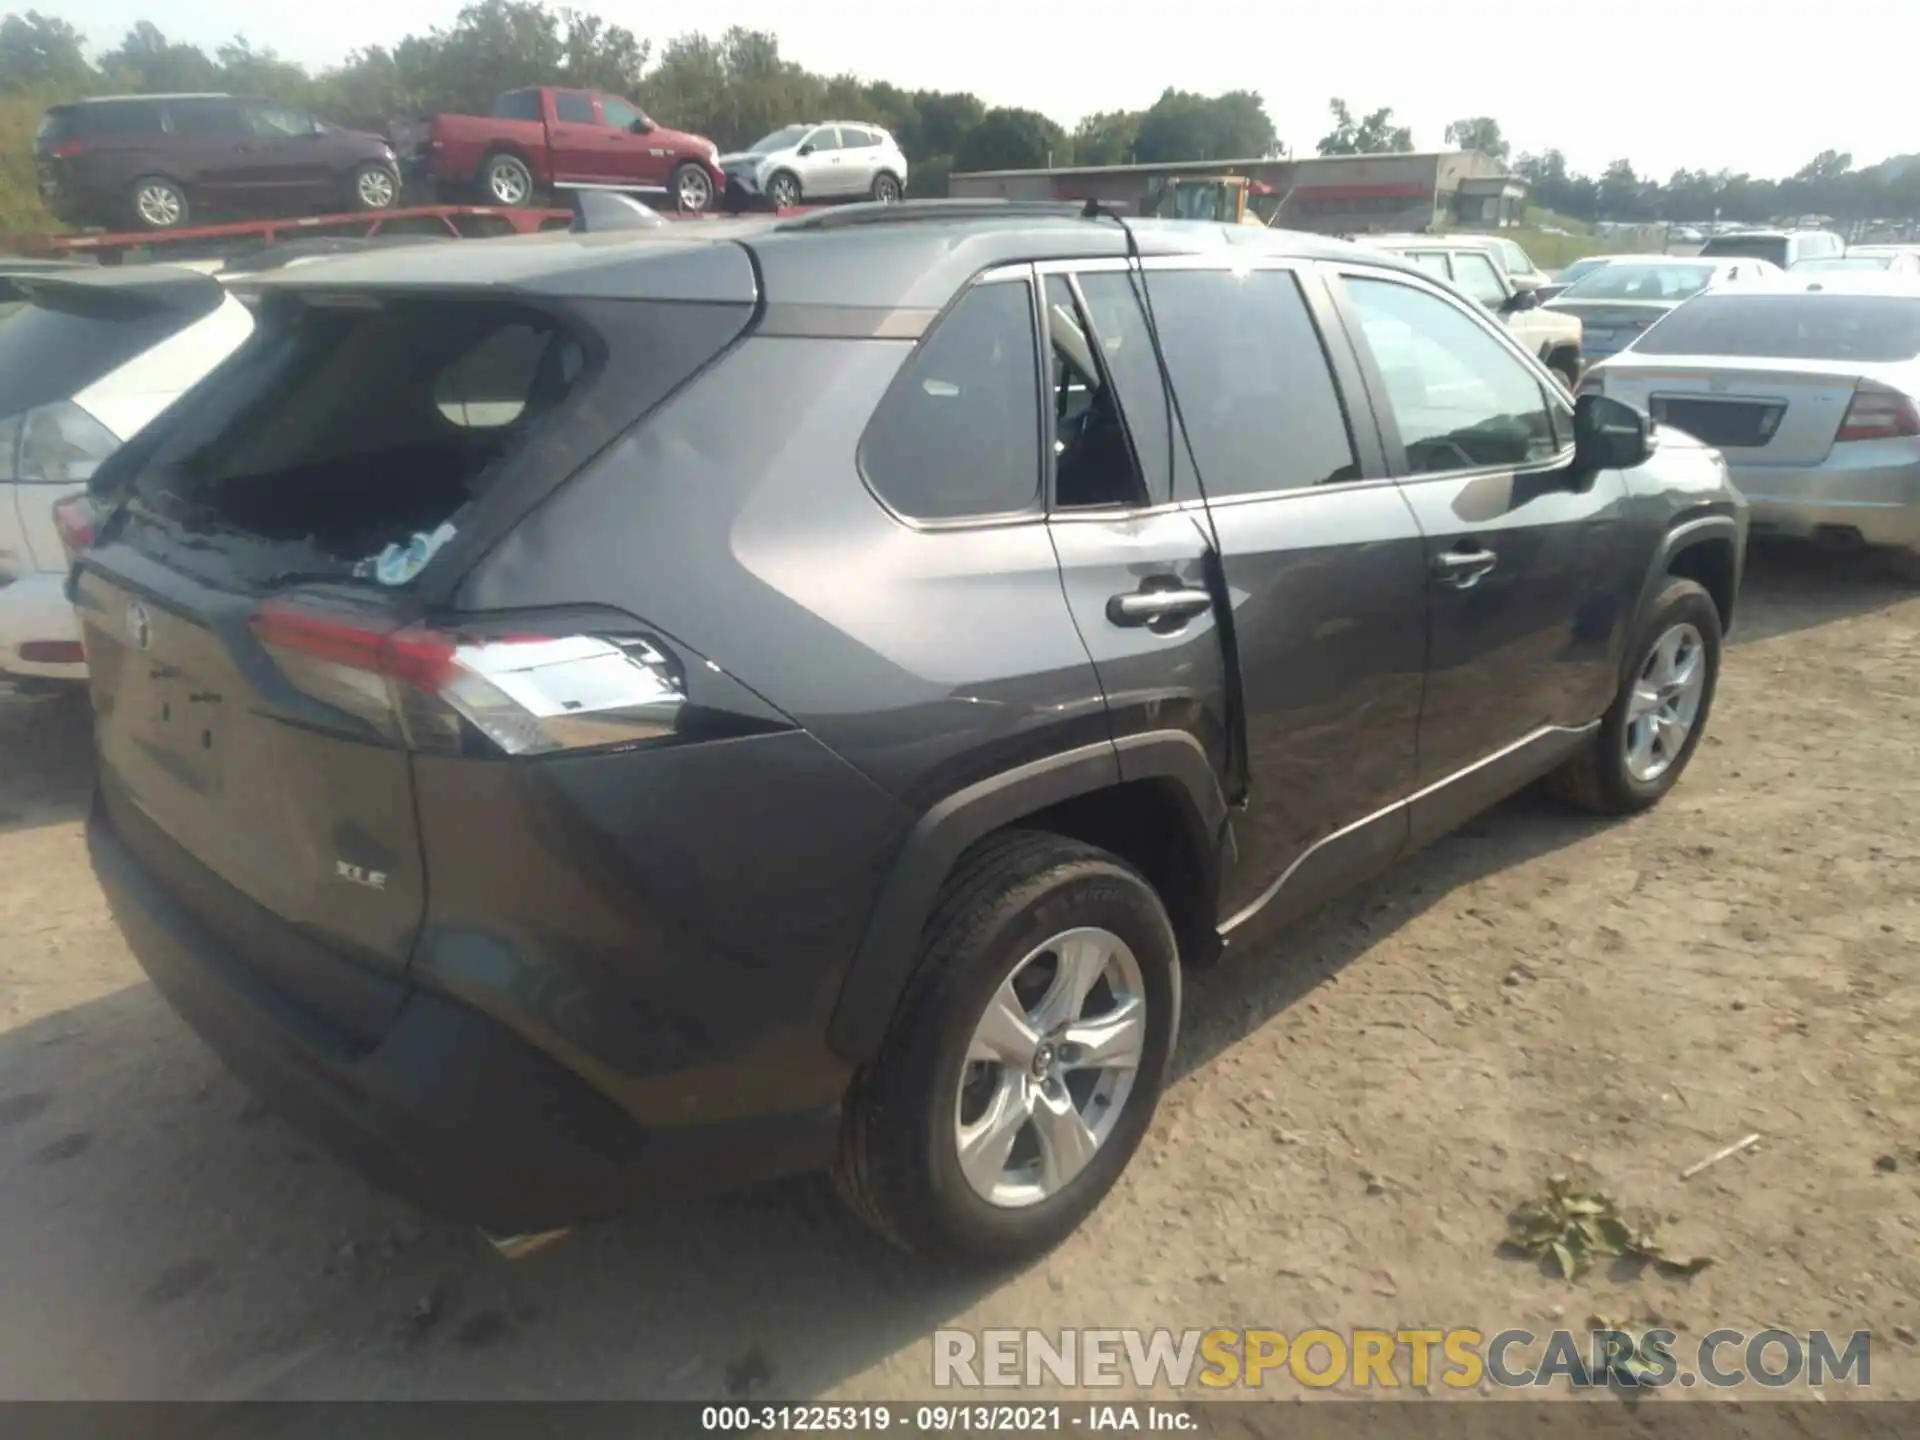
left=491, top=90, right=543, bottom=121
left=1450, top=251, right=1508, bottom=307
left=246, top=105, right=315, bottom=139
left=601, top=97, right=641, bottom=130
left=859, top=281, right=1042, bottom=521
left=805, top=127, right=843, bottom=152
left=1086, top=267, right=1358, bottom=497
left=553, top=92, right=595, bottom=125
left=1345, top=276, right=1560, bottom=474
left=1044, top=275, right=1147, bottom=509
left=1408, top=251, right=1452, bottom=278
left=167, top=100, right=246, bottom=137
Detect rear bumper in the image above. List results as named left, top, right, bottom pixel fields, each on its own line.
left=1728, top=452, right=1920, bottom=550
left=0, top=571, right=86, bottom=681
left=89, top=791, right=840, bottom=1234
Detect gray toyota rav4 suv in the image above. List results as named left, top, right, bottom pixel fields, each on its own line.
left=75, top=201, right=1747, bottom=1265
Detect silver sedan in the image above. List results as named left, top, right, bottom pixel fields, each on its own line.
left=1581, top=272, right=1920, bottom=560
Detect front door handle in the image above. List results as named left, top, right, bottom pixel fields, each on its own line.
left=1107, top=585, right=1213, bottom=628
left=1434, top=547, right=1498, bottom=588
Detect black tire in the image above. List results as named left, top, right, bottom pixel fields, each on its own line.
left=767, top=170, right=802, bottom=208
left=477, top=150, right=535, bottom=208
left=833, top=830, right=1180, bottom=1267
left=349, top=162, right=401, bottom=211
left=668, top=161, right=714, bottom=213
left=871, top=171, right=903, bottom=204
left=127, top=175, right=189, bottom=231
left=1548, top=352, right=1581, bottom=392
left=1547, top=577, right=1722, bottom=814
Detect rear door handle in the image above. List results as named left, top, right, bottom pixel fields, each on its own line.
left=1434, top=547, right=1498, bottom=588
left=1106, top=585, right=1213, bottom=627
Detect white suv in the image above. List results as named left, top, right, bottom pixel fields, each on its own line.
left=1, top=266, right=252, bottom=686
left=718, top=122, right=909, bottom=208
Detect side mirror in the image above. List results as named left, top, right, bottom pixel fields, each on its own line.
left=1501, top=286, right=1541, bottom=313
left=797, top=142, right=815, bottom=156
left=1573, top=392, right=1653, bottom=472
left=631, top=117, right=654, bottom=134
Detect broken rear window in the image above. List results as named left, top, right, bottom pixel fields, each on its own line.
left=125, top=297, right=590, bottom=584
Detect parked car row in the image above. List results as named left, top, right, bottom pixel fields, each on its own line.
left=13, top=202, right=1753, bottom=1267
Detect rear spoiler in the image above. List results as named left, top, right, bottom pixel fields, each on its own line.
left=1, top=267, right=225, bottom=322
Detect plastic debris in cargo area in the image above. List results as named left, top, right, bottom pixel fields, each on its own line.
left=354, top=521, right=457, bottom=586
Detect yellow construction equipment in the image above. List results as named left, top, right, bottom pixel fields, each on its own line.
left=1141, top=176, right=1275, bottom=227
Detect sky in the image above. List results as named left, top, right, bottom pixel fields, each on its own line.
left=50, top=0, right=1914, bottom=180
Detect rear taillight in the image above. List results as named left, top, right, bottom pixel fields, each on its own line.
left=51, top=494, right=97, bottom=561
left=248, top=600, right=687, bottom=757
left=49, top=139, right=87, bottom=159
left=1835, top=381, right=1920, bottom=442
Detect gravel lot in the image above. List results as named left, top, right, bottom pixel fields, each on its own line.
left=1, top=544, right=1915, bottom=1405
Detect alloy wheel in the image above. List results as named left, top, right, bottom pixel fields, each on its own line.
left=358, top=167, right=397, bottom=209
left=770, top=175, right=800, bottom=208
left=955, top=926, right=1147, bottom=1209
left=1624, top=621, right=1707, bottom=783
left=135, top=182, right=183, bottom=228
left=487, top=159, right=531, bottom=206
left=676, top=167, right=713, bottom=212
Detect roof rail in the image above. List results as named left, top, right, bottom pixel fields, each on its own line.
left=775, top=198, right=1087, bottom=232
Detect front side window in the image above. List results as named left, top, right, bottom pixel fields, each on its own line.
left=859, top=281, right=1041, bottom=522
left=553, top=92, right=595, bottom=125
left=1098, top=267, right=1358, bottom=498
left=1043, top=275, right=1146, bottom=509
left=600, top=97, right=642, bottom=131
left=1497, top=239, right=1536, bottom=276
left=805, top=127, right=842, bottom=152
left=1449, top=251, right=1508, bottom=308
left=247, top=105, right=315, bottom=139
left=1344, top=276, right=1560, bottom=475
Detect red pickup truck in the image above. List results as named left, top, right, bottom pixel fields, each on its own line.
left=408, top=86, right=726, bottom=213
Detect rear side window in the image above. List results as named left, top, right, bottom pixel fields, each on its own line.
left=168, top=100, right=246, bottom=138
left=860, top=280, right=1041, bottom=521
left=51, top=101, right=162, bottom=139
left=1632, top=294, right=1920, bottom=362
left=554, top=92, right=595, bottom=125
left=492, top=90, right=544, bottom=122
left=1113, top=267, right=1358, bottom=497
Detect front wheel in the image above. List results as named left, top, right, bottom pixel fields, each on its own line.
left=1547, top=576, right=1722, bottom=814
left=834, top=831, right=1180, bottom=1267
left=350, top=163, right=400, bottom=211
left=767, top=170, right=802, bottom=208
left=669, top=162, right=714, bottom=214
left=128, top=175, right=189, bottom=230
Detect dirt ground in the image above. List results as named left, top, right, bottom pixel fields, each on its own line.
left=0, top=544, right=1915, bottom=1406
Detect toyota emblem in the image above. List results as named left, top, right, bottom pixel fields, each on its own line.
left=126, top=601, right=152, bottom=652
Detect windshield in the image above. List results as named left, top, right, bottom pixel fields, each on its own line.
left=1558, top=257, right=1610, bottom=285
left=748, top=125, right=808, bottom=154
left=1560, top=262, right=1720, bottom=302
left=1631, top=293, right=1920, bottom=361
left=1791, top=256, right=1892, bottom=272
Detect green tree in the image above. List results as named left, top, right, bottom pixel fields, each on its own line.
left=1132, top=88, right=1276, bottom=164
left=0, top=11, right=90, bottom=93
left=953, top=106, right=1067, bottom=173
left=98, top=22, right=220, bottom=93
left=1315, top=98, right=1411, bottom=156
left=1072, top=109, right=1141, bottom=167
left=1443, top=115, right=1507, bottom=162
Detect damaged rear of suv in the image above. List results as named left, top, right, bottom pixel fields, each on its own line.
left=82, top=208, right=1742, bottom=1266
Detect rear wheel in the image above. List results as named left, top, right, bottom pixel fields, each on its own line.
left=1548, top=351, right=1581, bottom=392
left=834, top=831, right=1180, bottom=1266
left=478, top=151, right=534, bottom=207
left=1547, top=577, right=1721, bottom=814
left=350, top=163, right=400, bottom=211
left=871, top=172, right=903, bottom=204
left=128, top=175, right=188, bottom=230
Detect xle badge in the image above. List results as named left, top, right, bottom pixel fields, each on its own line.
left=336, top=861, right=389, bottom=891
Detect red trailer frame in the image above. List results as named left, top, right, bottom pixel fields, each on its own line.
left=1, top=199, right=811, bottom=266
